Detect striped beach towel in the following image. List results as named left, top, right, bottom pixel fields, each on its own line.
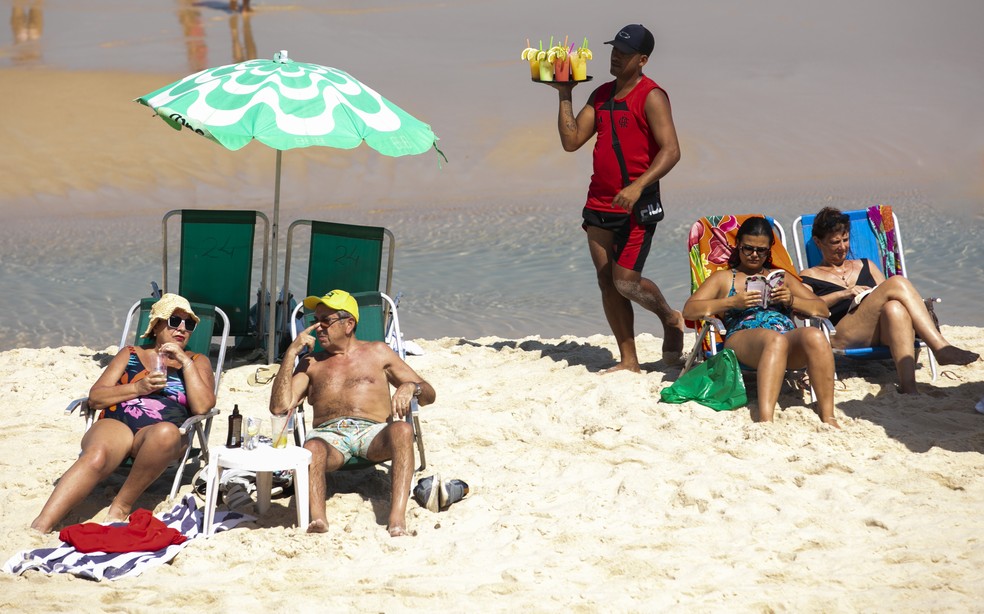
left=3, top=496, right=252, bottom=581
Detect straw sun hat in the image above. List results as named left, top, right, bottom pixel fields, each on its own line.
left=141, top=293, right=200, bottom=338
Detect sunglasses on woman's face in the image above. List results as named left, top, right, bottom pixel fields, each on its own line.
left=739, top=244, right=770, bottom=256
left=167, top=315, right=197, bottom=332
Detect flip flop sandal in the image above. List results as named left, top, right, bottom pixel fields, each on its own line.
left=248, top=364, right=280, bottom=387
left=192, top=466, right=211, bottom=501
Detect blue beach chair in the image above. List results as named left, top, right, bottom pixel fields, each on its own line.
left=791, top=207, right=939, bottom=381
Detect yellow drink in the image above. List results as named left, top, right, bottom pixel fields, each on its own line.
left=528, top=59, right=540, bottom=79
left=271, top=414, right=291, bottom=448
left=571, top=55, right=588, bottom=81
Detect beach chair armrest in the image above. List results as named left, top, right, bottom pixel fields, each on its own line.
left=809, top=317, right=835, bottom=332
left=178, top=408, right=219, bottom=436
left=408, top=398, right=426, bottom=472
left=705, top=317, right=726, bottom=336
left=65, top=397, right=89, bottom=416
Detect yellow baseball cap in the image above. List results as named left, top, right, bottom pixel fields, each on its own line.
left=302, top=289, right=359, bottom=323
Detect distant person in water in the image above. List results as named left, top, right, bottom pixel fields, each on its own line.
left=800, top=206, right=979, bottom=393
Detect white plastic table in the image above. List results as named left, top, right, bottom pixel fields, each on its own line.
left=202, top=445, right=312, bottom=536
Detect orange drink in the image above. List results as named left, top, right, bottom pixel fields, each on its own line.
left=554, top=58, right=570, bottom=82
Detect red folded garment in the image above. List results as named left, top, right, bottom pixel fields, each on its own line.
left=59, top=509, right=188, bottom=553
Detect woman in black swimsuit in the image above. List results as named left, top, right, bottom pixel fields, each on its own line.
left=800, top=207, right=978, bottom=393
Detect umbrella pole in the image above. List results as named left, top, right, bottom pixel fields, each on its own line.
left=268, top=149, right=282, bottom=363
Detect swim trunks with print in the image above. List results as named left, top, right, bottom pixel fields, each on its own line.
left=306, top=417, right=387, bottom=464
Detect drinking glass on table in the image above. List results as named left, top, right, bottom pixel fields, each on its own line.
left=271, top=414, right=292, bottom=448
left=245, top=417, right=260, bottom=450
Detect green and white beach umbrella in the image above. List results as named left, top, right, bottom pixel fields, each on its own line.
left=136, top=50, right=441, bottom=360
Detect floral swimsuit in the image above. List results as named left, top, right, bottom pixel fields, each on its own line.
left=722, top=269, right=795, bottom=339
left=100, top=346, right=194, bottom=434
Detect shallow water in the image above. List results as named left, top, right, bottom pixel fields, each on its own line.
left=2, top=181, right=980, bottom=351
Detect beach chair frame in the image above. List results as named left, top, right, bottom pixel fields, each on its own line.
left=681, top=214, right=833, bottom=403
left=65, top=299, right=230, bottom=500
left=289, top=291, right=426, bottom=473
left=791, top=208, right=938, bottom=381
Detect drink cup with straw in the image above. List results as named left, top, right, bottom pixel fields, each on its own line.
left=554, top=36, right=570, bottom=82
left=271, top=410, right=293, bottom=448
left=526, top=37, right=539, bottom=78
left=571, top=37, right=590, bottom=81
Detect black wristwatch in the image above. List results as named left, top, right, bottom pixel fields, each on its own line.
left=412, top=382, right=423, bottom=397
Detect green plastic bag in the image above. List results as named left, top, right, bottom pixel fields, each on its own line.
left=660, top=349, right=747, bottom=411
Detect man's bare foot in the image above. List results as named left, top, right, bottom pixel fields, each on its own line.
left=935, top=346, right=980, bottom=366
left=603, top=362, right=641, bottom=374
left=388, top=525, right=410, bottom=537
left=822, top=416, right=842, bottom=429
left=307, top=519, right=328, bottom=534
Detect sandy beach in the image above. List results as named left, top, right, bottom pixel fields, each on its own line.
left=2, top=327, right=983, bottom=610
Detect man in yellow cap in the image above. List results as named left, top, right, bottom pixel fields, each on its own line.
left=269, top=289, right=435, bottom=537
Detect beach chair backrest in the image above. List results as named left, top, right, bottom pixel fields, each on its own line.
left=351, top=291, right=387, bottom=343
left=281, top=220, right=395, bottom=340
left=685, top=214, right=795, bottom=351
left=163, top=209, right=269, bottom=338
left=794, top=207, right=907, bottom=278
left=687, top=214, right=795, bottom=296
left=306, top=221, right=394, bottom=297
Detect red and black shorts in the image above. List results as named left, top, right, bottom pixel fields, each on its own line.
left=581, top=207, right=656, bottom=272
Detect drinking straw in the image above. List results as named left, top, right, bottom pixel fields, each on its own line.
left=564, top=35, right=568, bottom=49
left=527, top=37, right=530, bottom=48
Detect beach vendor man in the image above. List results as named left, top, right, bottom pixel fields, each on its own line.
left=269, top=289, right=435, bottom=537
left=548, top=24, right=685, bottom=372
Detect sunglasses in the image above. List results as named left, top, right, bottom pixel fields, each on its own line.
left=305, top=313, right=348, bottom=328
left=166, top=315, right=197, bottom=332
left=739, top=244, right=771, bottom=256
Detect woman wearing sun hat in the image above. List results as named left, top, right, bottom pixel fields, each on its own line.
left=31, top=294, right=216, bottom=533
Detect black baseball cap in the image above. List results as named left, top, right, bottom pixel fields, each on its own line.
left=604, top=24, right=655, bottom=56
